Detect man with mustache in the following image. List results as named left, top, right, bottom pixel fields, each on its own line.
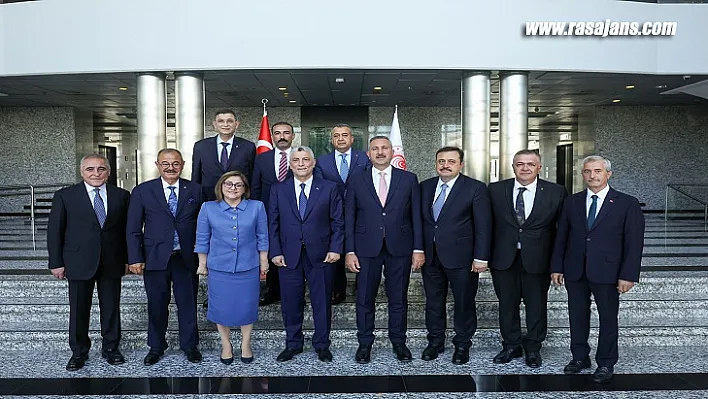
left=488, top=149, right=567, bottom=368
left=251, top=122, right=295, bottom=305
left=345, top=136, right=424, bottom=364
left=419, top=147, right=492, bottom=365
left=551, top=155, right=645, bottom=383
left=314, top=124, right=371, bottom=305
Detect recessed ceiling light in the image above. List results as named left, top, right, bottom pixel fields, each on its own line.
left=278, top=87, right=287, bottom=91
left=289, top=100, right=296, bottom=103
left=335, top=78, right=345, bottom=83
left=612, top=99, right=621, bottom=103
left=283, top=92, right=289, bottom=97
left=373, top=86, right=382, bottom=91
left=656, top=84, right=667, bottom=89
left=625, top=85, right=635, bottom=89
left=0, top=92, right=8, bottom=97
left=118, top=87, right=128, bottom=91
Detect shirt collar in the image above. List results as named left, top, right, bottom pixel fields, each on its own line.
left=294, top=176, right=314, bottom=189
left=335, top=148, right=352, bottom=158
left=277, top=147, right=292, bottom=156
left=84, top=182, right=106, bottom=193
left=372, top=164, right=392, bottom=178
left=218, top=199, right=248, bottom=211
left=514, top=177, right=538, bottom=192
left=161, top=177, right=179, bottom=189
left=437, top=173, right=460, bottom=189
left=218, top=135, right=235, bottom=146
left=588, top=184, right=610, bottom=201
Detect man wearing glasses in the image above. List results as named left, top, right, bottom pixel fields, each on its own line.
left=126, top=149, right=205, bottom=366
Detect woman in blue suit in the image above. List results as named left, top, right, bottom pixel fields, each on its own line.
left=195, top=171, right=269, bottom=364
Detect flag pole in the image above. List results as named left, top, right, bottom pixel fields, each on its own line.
left=262, top=98, right=268, bottom=116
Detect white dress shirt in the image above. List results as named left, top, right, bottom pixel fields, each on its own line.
left=217, top=135, right=235, bottom=159
left=85, top=182, right=107, bottom=214
left=372, top=165, right=392, bottom=198
left=273, top=147, right=293, bottom=176
left=294, top=176, right=313, bottom=212
left=433, top=174, right=460, bottom=204
left=587, top=184, right=611, bottom=218
left=512, top=177, right=538, bottom=220
left=161, top=178, right=180, bottom=250
left=335, top=148, right=352, bottom=175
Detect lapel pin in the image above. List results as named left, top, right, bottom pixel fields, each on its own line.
left=609, top=199, right=614, bottom=203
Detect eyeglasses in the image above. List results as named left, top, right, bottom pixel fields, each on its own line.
left=159, top=162, right=183, bottom=168
left=223, top=182, right=245, bottom=189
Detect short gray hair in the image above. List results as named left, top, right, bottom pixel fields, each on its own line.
left=80, top=153, right=111, bottom=172
left=292, top=146, right=315, bottom=160
left=582, top=155, right=612, bottom=172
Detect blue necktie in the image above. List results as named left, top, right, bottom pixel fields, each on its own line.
left=93, top=188, right=106, bottom=228
left=587, top=194, right=598, bottom=229
left=220, top=142, right=229, bottom=170
left=168, top=186, right=180, bottom=249
left=298, top=183, right=307, bottom=220
left=339, top=154, right=349, bottom=182
left=432, top=183, right=448, bottom=221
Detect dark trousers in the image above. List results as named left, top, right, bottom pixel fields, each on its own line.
left=278, top=247, right=334, bottom=350
left=490, top=250, right=551, bottom=352
left=263, top=259, right=281, bottom=299
left=566, top=273, right=620, bottom=367
left=68, top=268, right=121, bottom=357
left=356, top=241, right=411, bottom=346
left=143, top=253, right=199, bottom=353
left=422, top=246, right=479, bottom=350
left=332, top=257, right=348, bottom=297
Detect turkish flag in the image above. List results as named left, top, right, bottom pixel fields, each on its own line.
left=256, top=110, right=273, bottom=155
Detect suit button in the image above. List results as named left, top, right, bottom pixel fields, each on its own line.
left=587, top=238, right=591, bottom=241
left=382, top=212, right=386, bottom=216
left=232, top=248, right=237, bottom=251
left=434, top=225, right=438, bottom=229
left=232, top=226, right=237, bottom=229
left=380, top=227, right=383, bottom=230
left=232, top=216, right=236, bottom=220
left=232, top=238, right=237, bottom=241
left=519, top=228, right=523, bottom=233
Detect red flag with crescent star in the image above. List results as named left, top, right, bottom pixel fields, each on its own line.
left=389, top=105, right=407, bottom=170
left=256, top=99, right=273, bottom=155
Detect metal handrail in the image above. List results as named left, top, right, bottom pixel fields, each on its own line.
left=665, top=184, right=708, bottom=232
left=0, top=183, right=72, bottom=250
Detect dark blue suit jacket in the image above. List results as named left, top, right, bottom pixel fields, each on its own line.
left=550, top=187, right=645, bottom=284
left=126, top=178, right=204, bottom=271
left=251, top=149, right=293, bottom=210
left=345, top=166, right=423, bottom=258
left=314, top=149, right=371, bottom=199
left=191, top=135, right=256, bottom=201
left=420, top=174, right=492, bottom=269
left=268, top=177, right=344, bottom=268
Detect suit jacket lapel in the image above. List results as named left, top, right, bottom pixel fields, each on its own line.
left=152, top=179, right=174, bottom=219
left=589, top=188, right=617, bottom=231
left=504, top=179, right=519, bottom=226
left=524, top=180, right=546, bottom=224
left=77, top=183, right=101, bottom=229
left=303, top=181, right=322, bottom=220
left=422, top=181, right=434, bottom=222
left=225, top=138, right=241, bottom=171
left=210, top=137, right=226, bottom=171
left=575, top=191, right=588, bottom=231
left=436, top=177, right=462, bottom=222
left=328, top=152, right=341, bottom=182
left=364, top=168, right=380, bottom=207
left=286, top=180, right=300, bottom=219
left=385, top=168, right=402, bottom=208
left=175, top=179, right=189, bottom=217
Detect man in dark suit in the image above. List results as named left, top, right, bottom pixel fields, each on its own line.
left=268, top=146, right=344, bottom=363
left=47, top=153, right=131, bottom=371
left=251, top=121, right=295, bottom=305
left=345, top=135, right=424, bottom=364
left=191, top=109, right=256, bottom=201
left=419, top=146, right=492, bottom=365
left=127, top=148, right=204, bottom=366
left=551, top=155, right=645, bottom=384
left=314, top=124, right=371, bottom=305
left=488, top=149, right=567, bottom=368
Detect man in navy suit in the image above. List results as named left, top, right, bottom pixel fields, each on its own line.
left=127, top=148, right=205, bottom=366
left=314, top=124, right=371, bottom=304
left=191, top=109, right=256, bottom=201
left=488, top=149, right=567, bottom=368
left=252, top=121, right=295, bottom=305
left=345, top=136, right=425, bottom=364
left=551, top=155, right=645, bottom=384
left=268, top=146, right=344, bottom=363
left=419, top=146, right=492, bottom=365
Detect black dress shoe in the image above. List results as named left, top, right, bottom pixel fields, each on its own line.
left=220, top=344, right=234, bottom=365
left=452, top=347, right=470, bottom=365
left=392, top=343, right=412, bottom=362
left=143, top=351, right=163, bottom=366
left=525, top=350, right=542, bottom=368
left=276, top=347, right=303, bottom=362
left=185, top=349, right=202, bottom=363
left=563, top=358, right=591, bottom=374
left=259, top=295, right=280, bottom=306
left=421, top=345, right=444, bottom=361
left=591, top=366, right=614, bottom=383
left=493, top=347, right=523, bottom=364
left=66, top=355, right=87, bottom=371
left=332, top=292, right=346, bottom=305
left=101, top=349, right=125, bottom=365
left=355, top=345, right=372, bottom=364
left=316, top=347, right=333, bottom=362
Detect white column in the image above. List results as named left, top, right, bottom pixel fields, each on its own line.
left=461, top=71, right=491, bottom=182
left=498, top=72, right=528, bottom=180
left=137, top=72, right=167, bottom=182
